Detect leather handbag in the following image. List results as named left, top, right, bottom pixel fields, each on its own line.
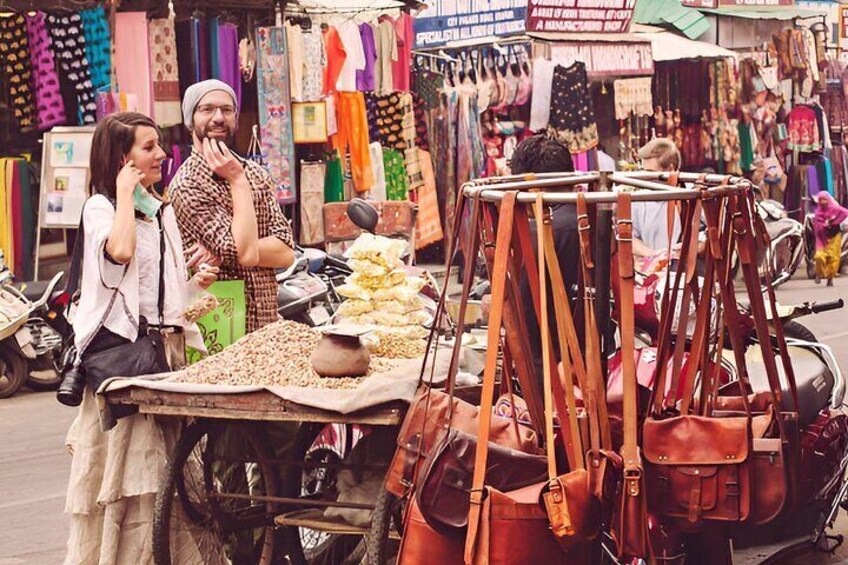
left=397, top=498, right=464, bottom=565
left=642, top=193, right=756, bottom=528
left=386, top=196, right=539, bottom=498
left=535, top=194, right=610, bottom=550
left=464, top=192, right=576, bottom=564
left=415, top=427, right=547, bottom=534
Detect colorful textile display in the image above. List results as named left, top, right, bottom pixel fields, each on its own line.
left=332, top=91, right=374, bottom=193
left=79, top=6, right=111, bottom=92
left=256, top=26, right=296, bottom=203
left=115, top=13, right=153, bottom=119
left=148, top=17, right=181, bottom=126
left=0, top=159, right=35, bottom=279
left=25, top=12, right=66, bottom=130
left=216, top=23, right=242, bottom=108
left=614, top=77, right=653, bottom=120
left=301, top=28, right=324, bottom=102
left=46, top=12, right=97, bottom=124
left=0, top=14, right=36, bottom=130
left=547, top=62, right=598, bottom=153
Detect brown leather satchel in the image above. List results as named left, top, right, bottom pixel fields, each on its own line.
left=385, top=196, right=539, bottom=498
left=397, top=498, right=464, bottom=565
left=415, top=427, right=547, bottom=534
left=463, top=193, right=577, bottom=564
left=386, top=387, right=539, bottom=497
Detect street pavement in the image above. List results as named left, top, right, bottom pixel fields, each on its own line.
left=1, top=274, right=847, bottom=564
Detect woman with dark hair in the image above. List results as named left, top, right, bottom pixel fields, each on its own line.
left=61, top=112, right=217, bottom=563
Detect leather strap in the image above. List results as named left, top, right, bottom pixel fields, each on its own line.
left=616, top=192, right=639, bottom=473
left=543, top=211, right=590, bottom=471
left=576, top=193, right=613, bottom=451
left=465, top=192, right=518, bottom=564
left=535, top=194, right=560, bottom=482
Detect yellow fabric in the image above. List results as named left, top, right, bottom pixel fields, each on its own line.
left=0, top=159, right=11, bottom=269
left=815, top=232, right=842, bottom=279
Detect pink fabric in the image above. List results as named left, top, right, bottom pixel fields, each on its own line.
left=115, top=13, right=154, bottom=117
left=392, top=13, right=412, bottom=92
left=25, top=12, right=66, bottom=129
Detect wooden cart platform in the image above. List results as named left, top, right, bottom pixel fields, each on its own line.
left=103, top=386, right=406, bottom=426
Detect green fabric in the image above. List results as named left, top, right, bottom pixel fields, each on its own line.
left=632, top=0, right=710, bottom=39
left=324, top=156, right=345, bottom=203
left=18, top=161, right=34, bottom=280
left=384, top=149, right=408, bottom=201
left=738, top=121, right=753, bottom=173
left=186, top=280, right=247, bottom=365
left=699, top=6, right=826, bottom=21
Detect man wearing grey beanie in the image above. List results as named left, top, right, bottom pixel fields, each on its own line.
left=170, top=79, right=295, bottom=332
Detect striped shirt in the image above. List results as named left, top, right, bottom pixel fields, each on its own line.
left=170, top=150, right=293, bottom=332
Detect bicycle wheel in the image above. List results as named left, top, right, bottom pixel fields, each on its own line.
left=153, top=421, right=279, bottom=565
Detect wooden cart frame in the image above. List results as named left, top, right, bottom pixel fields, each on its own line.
left=104, top=386, right=407, bottom=565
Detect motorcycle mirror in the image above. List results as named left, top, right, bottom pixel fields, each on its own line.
left=347, top=198, right=379, bottom=234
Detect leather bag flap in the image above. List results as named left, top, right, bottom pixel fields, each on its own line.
left=643, top=415, right=751, bottom=465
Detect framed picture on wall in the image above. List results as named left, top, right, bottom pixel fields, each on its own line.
left=292, top=101, right=328, bottom=144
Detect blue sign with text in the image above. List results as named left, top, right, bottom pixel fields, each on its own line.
left=413, top=0, right=528, bottom=49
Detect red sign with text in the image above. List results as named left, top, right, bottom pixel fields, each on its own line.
left=526, top=0, right=637, bottom=33
left=681, top=0, right=717, bottom=8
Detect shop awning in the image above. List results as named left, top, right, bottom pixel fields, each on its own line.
left=699, top=6, right=827, bottom=21
left=632, top=0, right=711, bottom=40
left=633, top=25, right=738, bottom=61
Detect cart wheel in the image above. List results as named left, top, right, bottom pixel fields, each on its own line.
left=365, top=486, right=400, bottom=565
left=152, top=421, right=280, bottom=565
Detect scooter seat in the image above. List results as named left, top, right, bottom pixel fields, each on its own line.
left=744, top=345, right=833, bottom=426
left=766, top=218, right=800, bottom=241
left=13, top=280, right=51, bottom=302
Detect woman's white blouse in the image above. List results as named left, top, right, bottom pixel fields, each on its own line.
left=72, top=194, right=204, bottom=354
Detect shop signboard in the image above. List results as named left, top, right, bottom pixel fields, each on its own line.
left=413, top=0, right=528, bottom=48
left=549, top=41, right=653, bottom=77
left=681, top=0, right=717, bottom=7
left=717, top=0, right=793, bottom=6
left=840, top=5, right=848, bottom=45
left=526, top=0, right=637, bottom=33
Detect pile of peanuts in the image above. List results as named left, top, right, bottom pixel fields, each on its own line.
left=173, top=320, right=392, bottom=389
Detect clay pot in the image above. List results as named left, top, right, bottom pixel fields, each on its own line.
left=311, top=332, right=371, bottom=378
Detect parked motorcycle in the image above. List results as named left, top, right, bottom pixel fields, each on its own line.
left=757, top=198, right=804, bottom=287
left=276, top=247, right=351, bottom=327
left=804, top=211, right=848, bottom=280
left=0, top=271, right=69, bottom=398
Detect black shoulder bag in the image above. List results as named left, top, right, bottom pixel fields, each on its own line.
left=71, top=207, right=171, bottom=395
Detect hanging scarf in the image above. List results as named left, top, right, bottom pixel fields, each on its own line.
left=256, top=26, right=296, bottom=203
left=79, top=6, right=111, bottom=91
left=115, top=13, right=153, bottom=118
left=216, top=23, right=242, bottom=108
left=0, top=14, right=37, bottom=130
left=45, top=12, right=97, bottom=124
left=148, top=17, right=181, bottom=126
left=25, top=12, right=66, bottom=129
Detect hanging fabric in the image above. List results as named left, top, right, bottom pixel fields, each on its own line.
left=45, top=12, right=97, bottom=124
left=208, top=17, right=222, bottom=80
left=384, top=148, right=408, bottom=201
left=332, top=91, right=374, bottom=192
left=285, top=20, right=304, bottom=101
left=547, top=62, right=598, bottom=153
left=373, top=19, right=397, bottom=95
left=299, top=160, right=326, bottom=246
left=613, top=77, right=653, bottom=120
left=0, top=14, right=37, bottom=130
left=336, top=20, right=365, bottom=93
left=415, top=148, right=443, bottom=249
left=0, top=160, right=11, bottom=272
left=25, top=12, right=66, bottom=130
left=323, top=26, right=346, bottom=95
left=79, top=6, right=111, bottom=92
left=195, top=16, right=211, bottom=81
left=176, top=19, right=201, bottom=95
left=301, top=28, right=324, bottom=102
left=256, top=26, right=297, bottom=203
left=369, top=142, right=387, bottom=200
left=217, top=23, right=242, bottom=108
left=148, top=18, right=182, bottom=126
left=114, top=13, right=154, bottom=119
left=357, top=22, right=377, bottom=92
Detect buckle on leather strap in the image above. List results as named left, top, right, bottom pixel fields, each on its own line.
left=624, top=468, right=642, bottom=496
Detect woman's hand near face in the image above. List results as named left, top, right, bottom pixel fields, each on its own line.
left=116, top=160, right=145, bottom=200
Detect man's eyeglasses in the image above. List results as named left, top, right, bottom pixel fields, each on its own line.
left=196, top=104, right=236, bottom=117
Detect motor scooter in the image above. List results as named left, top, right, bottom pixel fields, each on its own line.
left=757, top=199, right=804, bottom=288
left=0, top=271, right=69, bottom=398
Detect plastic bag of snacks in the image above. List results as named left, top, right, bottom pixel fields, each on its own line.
left=337, top=283, right=371, bottom=302
left=349, top=269, right=407, bottom=290
left=344, top=233, right=407, bottom=268
left=374, top=296, right=424, bottom=315
left=337, top=299, right=374, bottom=318
left=348, top=259, right=391, bottom=278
